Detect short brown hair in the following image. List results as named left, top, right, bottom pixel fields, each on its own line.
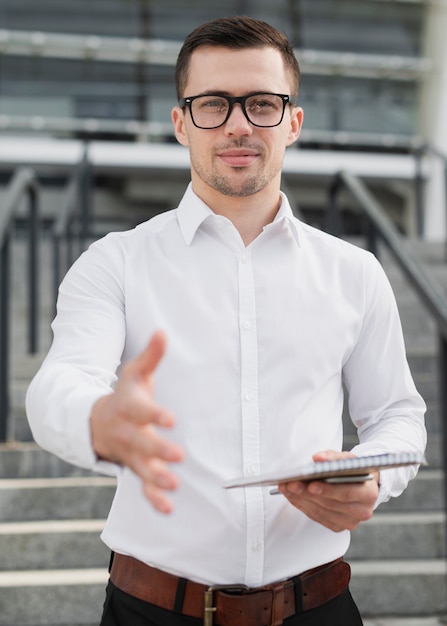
left=175, top=16, right=300, bottom=99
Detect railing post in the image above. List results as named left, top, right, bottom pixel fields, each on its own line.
left=0, top=167, right=40, bottom=442
left=443, top=160, right=447, bottom=263
left=53, top=232, right=61, bottom=316
left=413, top=142, right=447, bottom=256
left=53, top=144, right=93, bottom=308
left=28, top=184, right=39, bottom=354
left=327, top=174, right=342, bottom=237
left=414, top=146, right=425, bottom=237
left=438, top=333, right=447, bottom=566
left=79, top=146, right=92, bottom=253
left=0, top=237, right=10, bottom=442
left=366, top=220, right=378, bottom=258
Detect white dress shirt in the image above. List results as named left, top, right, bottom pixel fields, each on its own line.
left=26, top=183, right=426, bottom=587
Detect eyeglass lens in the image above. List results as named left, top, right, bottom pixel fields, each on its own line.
left=190, top=94, right=286, bottom=128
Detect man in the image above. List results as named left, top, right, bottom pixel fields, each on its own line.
left=26, top=16, right=426, bottom=626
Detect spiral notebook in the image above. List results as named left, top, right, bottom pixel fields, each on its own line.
left=223, top=451, right=427, bottom=489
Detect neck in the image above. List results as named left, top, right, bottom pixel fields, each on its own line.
left=222, top=200, right=279, bottom=246
left=192, top=185, right=282, bottom=246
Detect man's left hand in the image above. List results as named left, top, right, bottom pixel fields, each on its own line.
left=278, top=450, right=379, bottom=532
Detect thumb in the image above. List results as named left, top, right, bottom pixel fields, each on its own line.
left=130, top=330, right=167, bottom=382
left=312, top=450, right=355, bottom=463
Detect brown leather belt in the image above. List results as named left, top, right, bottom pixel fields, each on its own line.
left=110, top=553, right=351, bottom=626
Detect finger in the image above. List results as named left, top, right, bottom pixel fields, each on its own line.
left=308, top=489, right=375, bottom=521
left=280, top=480, right=376, bottom=527
left=114, top=422, right=184, bottom=465
left=133, top=456, right=181, bottom=490
left=279, top=481, right=305, bottom=497
left=307, top=477, right=379, bottom=506
left=280, top=477, right=368, bottom=502
left=129, top=330, right=167, bottom=383
left=312, top=450, right=355, bottom=463
left=142, top=482, right=176, bottom=515
left=136, top=424, right=184, bottom=463
left=116, top=390, right=176, bottom=429
left=139, top=457, right=180, bottom=515
left=119, top=437, right=182, bottom=516
left=283, top=490, right=363, bottom=532
left=280, top=487, right=352, bottom=531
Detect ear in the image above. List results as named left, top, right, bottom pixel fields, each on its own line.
left=171, top=106, right=189, bottom=147
left=286, top=106, right=304, bottom=148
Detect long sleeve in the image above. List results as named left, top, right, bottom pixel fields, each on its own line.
left=343, top=253, right=427, bottom=505
left=26, top=235, right=127, bottom=474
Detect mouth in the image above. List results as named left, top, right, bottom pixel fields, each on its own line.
left=218, top=149, right=259, bottom=167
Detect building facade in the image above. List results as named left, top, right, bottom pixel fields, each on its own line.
left=0, top=0, right=445, bottom=238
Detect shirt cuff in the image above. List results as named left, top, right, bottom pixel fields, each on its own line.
left=64, top=390, right=121, bottom=477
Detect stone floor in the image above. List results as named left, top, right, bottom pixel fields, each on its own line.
left=364, top=618, right=447, bottom=626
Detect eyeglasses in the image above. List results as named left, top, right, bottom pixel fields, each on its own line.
left=178, top=93, right=294, bottom=129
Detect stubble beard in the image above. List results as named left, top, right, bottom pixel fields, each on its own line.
left=190, top=142, right=280, bottom=198
left=198, top=169, right=265, bottom=197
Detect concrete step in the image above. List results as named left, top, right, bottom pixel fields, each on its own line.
left=364, top=619, right=447, bottom=626
left=350, top=560, right=447, bottom=617
left=347, top=511, right=445, bottom=560
left=0, top=442, right=93, bottom=479
left=378, top=469, right=444, bottom=512
left=0, top=568, right=108, bottom=626
left=0, top=520, right=109, bottom=570
left=0, top=477, right=116, bottom=522
left=376, top=241, right=447, bottom=358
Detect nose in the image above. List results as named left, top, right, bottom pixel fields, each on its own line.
left=224, top=102, right=253, bottom=136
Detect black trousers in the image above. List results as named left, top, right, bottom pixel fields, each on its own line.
left=100, top=580, right=364, bottom=626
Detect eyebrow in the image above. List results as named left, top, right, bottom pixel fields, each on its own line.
left=187, top=90, right=280, bottom=97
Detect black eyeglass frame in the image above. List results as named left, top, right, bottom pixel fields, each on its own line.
left=178, top=92, right=294, bottom=129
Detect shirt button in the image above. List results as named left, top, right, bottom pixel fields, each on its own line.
left=241, top=254, right=249, bottom=264
left=251, top=540, right=261, bottom=552
left=243, top=320, right=252, bottom=330
left=246, top=464, right=257, bottom=475
left=245, top=392, right=255, bottom=402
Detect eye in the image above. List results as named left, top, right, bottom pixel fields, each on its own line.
left=198, top=97, right=228, bottom=112
left=247, top=96, right=280, bottom=114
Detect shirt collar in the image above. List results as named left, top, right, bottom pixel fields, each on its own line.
left=177, top=184, right=215, bottom=246
left=177, top=183, right=301, bottom=247
left=271, top=192, right=301, bottom=247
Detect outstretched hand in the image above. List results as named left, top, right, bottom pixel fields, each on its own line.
left=90, top=330, right=184, bottom=514
left=278, top=450, right=380, bottom=532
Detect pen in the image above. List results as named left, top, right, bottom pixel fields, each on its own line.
left=269, top=474, right=374, bottom=495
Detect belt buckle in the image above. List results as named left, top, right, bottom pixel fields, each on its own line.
left=203, top=584, right=249, bottom=626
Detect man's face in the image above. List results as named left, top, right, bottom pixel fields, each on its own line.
left=172, top=46, right=303, bottom=203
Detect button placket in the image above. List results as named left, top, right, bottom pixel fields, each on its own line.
left=237, top=250, right=265, bottom=586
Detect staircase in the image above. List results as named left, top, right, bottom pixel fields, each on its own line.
left=346, top=239, right=447, bottom=618
left=0, top=472, right=114, bottom=626
left=0, top=236, right=446, bottom=625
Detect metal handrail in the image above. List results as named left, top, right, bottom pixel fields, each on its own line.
left=328, top=169, right=447, bottom=538
left=0, top=167, right=40, bottom=441
left=413, top=141, right=447, bottom=239
left=53, top=145, right=92, bottom=307
left=328, top=170, right=447, bottom=339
